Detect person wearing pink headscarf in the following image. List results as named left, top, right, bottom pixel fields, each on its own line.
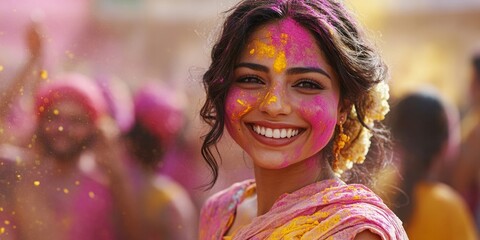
left=122, top=82, right=197, bottom=240
left=12, top=73, right=120, bottom=240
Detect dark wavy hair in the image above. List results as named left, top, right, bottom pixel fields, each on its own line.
left=200, top=0, right=390, bottom=189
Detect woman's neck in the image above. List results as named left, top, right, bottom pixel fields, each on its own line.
left=253, top=154, right=335, bottom=215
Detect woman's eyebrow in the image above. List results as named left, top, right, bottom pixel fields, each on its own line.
left=286, top=67, right=331, bottom=79
left=234, top=62, right=269, bottom=73
left=234, top=63, right=331, bottom=79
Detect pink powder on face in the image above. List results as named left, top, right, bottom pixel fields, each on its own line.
left=277, top=95, right=337, bottom=168
left=273, top=18, right=321, bottom=67
left=299, top=95, right=338, bottom=151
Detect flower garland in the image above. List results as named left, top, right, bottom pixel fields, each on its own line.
left=333, top=81, right=390, bottom=175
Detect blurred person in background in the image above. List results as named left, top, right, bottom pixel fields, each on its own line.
left=121, top=82, right=197, bottom=240
left=11, top=73, right=131, bottom=240
left=0, top=20, right=43, bottom=240
left=452, top=52, right=480, bottom=230
left=0, top=147, right=30, bottom=240
left=389, top=90, right=477, bottom=239
left=0, top=20, right=43, bottom=145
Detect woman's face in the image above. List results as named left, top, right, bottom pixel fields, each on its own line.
left=225, top=18, right=342, bottom=169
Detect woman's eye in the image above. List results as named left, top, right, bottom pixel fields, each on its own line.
left=293, top=80, right=323, bottom=90
left=236, top=76, right=264, bottom=85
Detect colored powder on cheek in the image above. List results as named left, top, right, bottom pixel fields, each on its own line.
left=300, top=97, right=337, bottom=149
left=226, top=88, right=256, bottom=121
left=236, top=99, right=253, bottom=118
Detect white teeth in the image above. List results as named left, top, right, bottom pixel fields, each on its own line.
left=280, top=129, right=287, bottom=138
left=273, top=129, right=280, bottom=138
left=252, top=125, right=301, bottom=139
left=265, top=128, right=273, bottom=138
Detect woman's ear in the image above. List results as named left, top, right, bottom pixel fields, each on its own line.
left=337, top=112, right=348, bottom=126
left=337, top=100, right=351, bottom=125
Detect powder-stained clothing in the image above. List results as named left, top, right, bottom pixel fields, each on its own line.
left=199, top=179, right=408, bottom=240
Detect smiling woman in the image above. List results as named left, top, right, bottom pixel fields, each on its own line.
left=198, top=0, right=408, bottom=239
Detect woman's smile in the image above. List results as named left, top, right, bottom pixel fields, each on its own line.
left=246, top=121, right=305, bottom=147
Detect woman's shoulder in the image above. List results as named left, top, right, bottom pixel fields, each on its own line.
left=314, top=181, right=407, bottom=239
left=202, top=179, right=256, bottom=209
left=199, top=179, right=255, bottom=239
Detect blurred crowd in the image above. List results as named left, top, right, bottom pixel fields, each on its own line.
left=0, top=1, right=480, bottom=239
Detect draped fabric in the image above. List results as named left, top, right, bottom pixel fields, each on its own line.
left=200, top=179, right=408, bottom=240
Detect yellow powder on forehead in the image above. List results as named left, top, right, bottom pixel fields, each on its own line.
left=251, top=40, right=276, bottom=58
left=273, top=51, right=287, bottom=73
left=280, top=33, right=288, bottom=45
left=249, top=32, right=290, bottom=73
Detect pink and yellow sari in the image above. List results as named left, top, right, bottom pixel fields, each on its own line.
left=199, top=179, right=407, bottom=240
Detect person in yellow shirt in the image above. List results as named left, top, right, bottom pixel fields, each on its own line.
left=389, top=90, right=478, bottom=239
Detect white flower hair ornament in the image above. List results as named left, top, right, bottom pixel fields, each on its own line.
left=333, top=81, right=390, bottom=175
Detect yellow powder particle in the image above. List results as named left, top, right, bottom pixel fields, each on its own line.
left=264, top=92, right=277, bottom=104
left=33, top=181, right=40, bottom=186
left=249, top=49, right=255, bottom=55
left=88, top=191, right=95, bottom=199
left=53, top=109, right=59, bottom=115
left=0, top=65, right=4, bottom=72
left=0, top=227, right=4, bottom=234
left=237, top=99, right=247, bottom=106
left=40, top=70, right=48, bottom=79
left=58, top=126, right=64, bottom=132
left=63, top=188, right=69, bottom=194
left=280, top=33, right=289, bottom=45
left=4, top=220, right=10, bottom=225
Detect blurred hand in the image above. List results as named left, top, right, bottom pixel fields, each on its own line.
left=92, top=117, right=126, bottom=179
left=25, top=22, right=43, bottom=60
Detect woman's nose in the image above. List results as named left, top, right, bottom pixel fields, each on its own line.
left=258, top=85, right=292, bottom=117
